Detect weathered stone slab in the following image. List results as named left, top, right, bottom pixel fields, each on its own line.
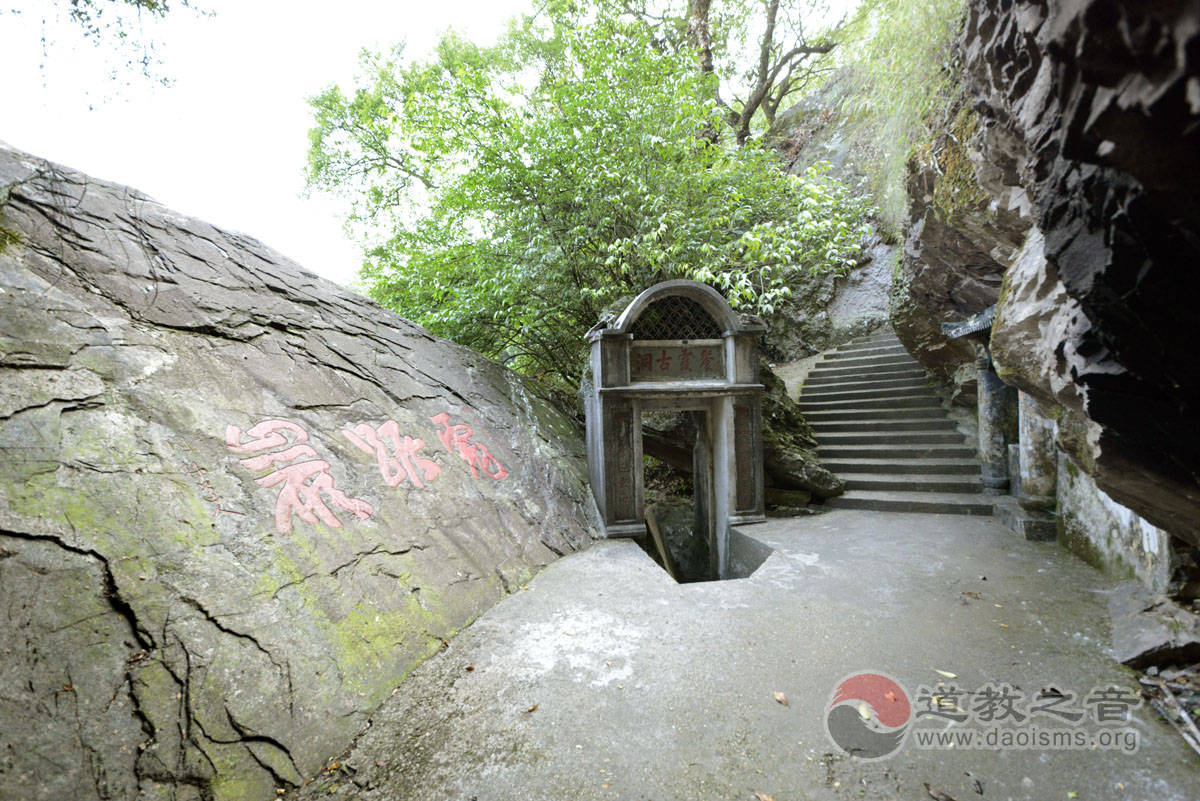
left=1108, top=582, right=1200, bottom=670
left=992, top=496, right=1056, bottom=542
left=0, top=143, right=595, bottom=800
left=1058, top=453, right=1177, bottom=593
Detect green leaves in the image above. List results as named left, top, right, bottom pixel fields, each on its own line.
left=306, top=4, right=869, bottom=390
left=832, top=0, right=969, bottom=233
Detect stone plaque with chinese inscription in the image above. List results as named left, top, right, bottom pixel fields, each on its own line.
left=629, top=343, right=724, bottom=382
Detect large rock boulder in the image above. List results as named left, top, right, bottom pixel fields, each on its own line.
left=0, top=144, right=595, bottom=800
left=759, top=361, right=844, bottom=499
left=889, top=103, right=1035, bottom=403
left=960, top=0, right=1200, bottom=545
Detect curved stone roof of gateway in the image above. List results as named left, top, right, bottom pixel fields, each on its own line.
left=607, top=279, right=767, bottom=338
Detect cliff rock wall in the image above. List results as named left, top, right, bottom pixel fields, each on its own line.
left=894, top=0, right=1200, bottom=547
left=0, top=144, right=595, bottom=800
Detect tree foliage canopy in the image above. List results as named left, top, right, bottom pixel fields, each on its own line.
left=7, top=0, right=206, bottom=83
left=621, top=0, right=840, bottom=143
left=831, top=0, right=968, bottom=232
left=307, top=1, right=869, bottom=390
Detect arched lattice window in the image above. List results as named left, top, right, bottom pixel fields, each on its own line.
left=629, top=295, right=723, bottom=340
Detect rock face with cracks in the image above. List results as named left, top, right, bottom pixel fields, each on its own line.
left=959, top=0, right=1200, bottom=546
left=0, top=144, right=595, bottom=800
left=889, top=103, right=1032, bottom=404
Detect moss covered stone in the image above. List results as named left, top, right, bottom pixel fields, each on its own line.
left=931, top=108, right=992, bottom=226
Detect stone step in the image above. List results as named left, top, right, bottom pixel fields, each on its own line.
left=799, top=386, right=941, bottom=403
left=834, top=337, right=902, bottom=352
left=825, top=490, right=996, bottom=516
left=820, top=457, right=981, bottom=475
left=816, top=431, right=966, bottom=446
left=993, top=496, right=1057, bottom=541
left=799, top=395, right=944, bottom=412
left=804, top=368, right=927, bottom=386
left=818, top=444, right=978, bottom=459
left=805, top=361, right=923, bottom=378
left=803, top=407, right=949, bottom=422
left=859, top=330, right=899, bottom=342
left=817, top=353, right=919, bottom=370
left=839, top=472, right=983, bottom=493
left=809, top=418, right=958, bottom=433
left=827, top=343, right=908, bottom=359
left=801, top=376, right=930, bottom=394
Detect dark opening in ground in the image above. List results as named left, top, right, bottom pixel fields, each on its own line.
left=639, top=422, right=774, bottom=583
left=634, top=502, right=774, bottom=583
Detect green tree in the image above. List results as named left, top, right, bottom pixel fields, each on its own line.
left=617, top=0, right=841, bottom=143
left=831, top=0, right=968, bottom=232
left=306, top=6, right=868, bottom=389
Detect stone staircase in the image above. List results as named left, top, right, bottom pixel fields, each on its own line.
left=798, top=329, right=994, bottom=515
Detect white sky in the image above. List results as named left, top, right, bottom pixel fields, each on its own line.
left=2, top=1, right=856, bottom=290
left=1, top=0, right=533, bottom=288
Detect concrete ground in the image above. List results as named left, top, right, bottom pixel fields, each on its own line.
left=294, top=510, right=1199, bottom=801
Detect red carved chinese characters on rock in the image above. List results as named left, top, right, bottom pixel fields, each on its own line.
left=226, top=419, right=374, bottom=535
left=429, top=412, right=507, bottom=480
left=342, top=421, right=442, bottom=489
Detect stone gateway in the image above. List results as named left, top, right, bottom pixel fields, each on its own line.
left=583, top=280, right=766, bottom=579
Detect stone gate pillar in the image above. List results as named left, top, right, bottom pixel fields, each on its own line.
left=977, top=350, right=1012, bottom=492
left=1017, top=391, right=1058, bottom=511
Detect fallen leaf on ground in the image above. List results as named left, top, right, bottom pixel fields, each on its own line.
left=925, top=783, right=959, bottom=801
left=972, top=778, right=983, bottom=794
left=963, top=591, right=981, bottom=600
left=526, top=704, right=539, bottom=713
left=754, top=792, right=775, bottom=801
left=465, top=665, right=475, bottom=671
left=935, top=669, right=957, bottom=678
left=774, top=691, right=789, bottom=707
